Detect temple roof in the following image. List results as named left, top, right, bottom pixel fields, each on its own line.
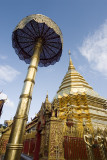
left=55, top=55, right=104, bottom=99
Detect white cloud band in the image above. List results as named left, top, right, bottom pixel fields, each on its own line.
left=0, top=65, right=20, bottom=84
left=79, top=19, right=107, bottom=76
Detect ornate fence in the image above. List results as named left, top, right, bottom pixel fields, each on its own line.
left=64, top=136, right=104, bottom=160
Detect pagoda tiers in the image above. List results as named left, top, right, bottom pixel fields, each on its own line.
left=55, top=57, right=107, bottom=132
left=0, top=56, right=107, bottom=160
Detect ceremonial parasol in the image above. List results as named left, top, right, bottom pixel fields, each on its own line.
left=4, top=14, right=63, bottom=160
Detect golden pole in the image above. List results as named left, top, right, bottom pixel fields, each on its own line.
left=4, top=38, right=42, bottom=160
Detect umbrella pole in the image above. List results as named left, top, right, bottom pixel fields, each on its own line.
left=4, top=38, right=42, bottom=160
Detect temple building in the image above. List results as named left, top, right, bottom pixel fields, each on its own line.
left=0, top=55, right=107, bottom=160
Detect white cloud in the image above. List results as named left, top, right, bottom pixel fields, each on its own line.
left=5, top=99, right=14, bottom=108
left=79, top=19, right=107, bottom=76
left=0, top=55, right=7, bottom=60
left=0, top=65, right=20, bottom=83
left=0, top=93, right=14, bottom=108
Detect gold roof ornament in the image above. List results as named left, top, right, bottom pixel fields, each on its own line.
left=45, top=91, right=49, bottom=103
left=68, top=49, right=75, bottom=70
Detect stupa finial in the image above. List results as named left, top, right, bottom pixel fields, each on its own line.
left=68, top=49, right=75, bottom=70
left=68, top=49, right=71, bottom=57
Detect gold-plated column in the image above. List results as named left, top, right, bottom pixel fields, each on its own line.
left=4, top=38, right=42, bottom=160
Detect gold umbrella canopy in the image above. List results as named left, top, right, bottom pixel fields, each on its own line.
left=12, top=14, right=63, bottom=67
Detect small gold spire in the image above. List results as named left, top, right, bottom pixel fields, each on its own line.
left=68, top=49, right=71, bottom=56
left=68, top=50, right=75, bottom=70
left=46, top=91, right=48, bottom=99
left=45, top=91, right=49, bottom=103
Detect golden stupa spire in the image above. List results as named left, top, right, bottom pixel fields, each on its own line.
left=54, top=49, right=98, bottom=98
left=68, top=49, right=75, bottom=70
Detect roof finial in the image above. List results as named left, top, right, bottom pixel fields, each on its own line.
left=45, top=91, right=49, bottom=102
left=68, top=49, right=71, bottom=57
left=47, top=90, right=48, bottom=97
left=68, top=49, right=75, bottom=70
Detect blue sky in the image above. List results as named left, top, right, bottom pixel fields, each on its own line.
left=0, top=0, right=107, bottom=124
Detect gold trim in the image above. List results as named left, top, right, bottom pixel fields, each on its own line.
left=57, top=84, right=92, bottom=93
left=28, top=65, right=37, bottom=70
left=6, top=144, right=23, bottom=150
left=61, top=76, right=92, bottom=86
left=20, top=94, right=32, bottom=99
left=90, top=114, right=107, bottom=120
left=24, top=78, right=35, bottom=84
left=61, top=80, right=91, bottom=87
left=14, top=115, right=28, bottom=120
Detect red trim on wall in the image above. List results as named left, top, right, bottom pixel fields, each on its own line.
left=33, top=122, right=41, bottom=160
